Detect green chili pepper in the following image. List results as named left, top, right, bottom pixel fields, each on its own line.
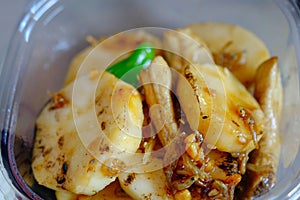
left=106, top=43, right=155, bottom=87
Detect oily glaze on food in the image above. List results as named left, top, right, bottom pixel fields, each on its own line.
left=187, top=22, right=270, bottom=87
left=32, top=71, right=143, bottom=195
left=32, top=22, right=282, bottom=200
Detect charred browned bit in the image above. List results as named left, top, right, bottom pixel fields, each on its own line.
left=236, top=57, right=282, bottom=198
left=49, top=92, right=69, bottom=110
left=123, top=173, right=136, bottom=186
left=62, top=162, right=68, bottom=174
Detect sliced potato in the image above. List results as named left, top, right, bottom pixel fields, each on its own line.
left=163, top=28, right=214, bottom=73
left=119, top=168, right=171, bottom=200
left=56, top=181, right=133, bottom=200
left=55, top=190, right=77, bottom=200
left=176, top=64, right=265, bottom=153
left=32, top=71, right=143, bottom=195
left=186, top=22, right=270, bottom=87
left=78, top=180, right=132, bottom=200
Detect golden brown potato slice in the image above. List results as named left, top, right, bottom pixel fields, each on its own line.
left=163, top=28, right=214, bottom=73
left=56, top=180, right=133, bottom=200
left=79, top=180, right=132, bottom=200
left=118, top=168, right=171, bottom=200
left=186, top=22, right=270, bottom=87
left=176, top=63, right=265, bottom=153
left=32, top=71, right=143, bottom=195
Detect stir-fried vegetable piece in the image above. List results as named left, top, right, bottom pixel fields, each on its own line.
left=186, top=22, right=270, bottom=87
left=176, top=63, right=265, bottom=153
left=163, top=28, right=214, bottom=73
left=235, top=57, right=282, bottom=199
left=140, top=56, right=179, bottom=146
left=106, top=43, right=155, bottom=87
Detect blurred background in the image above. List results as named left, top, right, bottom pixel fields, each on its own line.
left=0, top=0, right=30, bottom=69
left=0, top=0, right=29, bottom=198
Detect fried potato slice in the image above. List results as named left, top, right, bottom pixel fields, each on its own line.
left=56, top=180, right=133, bottom=200
left=163, top=28, right=214, bottom=73
left=176, top=63, right=265, bottom=153
left=32, top=71, right=143, bottom=195
left=118, top=168, right=171, bottom=200
left=186, top=22, right=270, bottom=87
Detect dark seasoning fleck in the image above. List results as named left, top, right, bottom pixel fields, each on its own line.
left=143, top=193, right=152, bottom=200
left=55, top=155, right=68, bottom=185
left=58, top=136, right=64, bottom=149
left=101, top=121, right=106, bottom=130
left=49, top=92, right=69, bottom=110
left=97, top=108, right=105, bottom=116
left=99, top=143, right=110, bottom=153
left=124, top=173, right=136, bottom=186
left=46, top=161, right=55, bottom=169
left=202, top=115, right=209, bottom=119
left=42, top=147, right=52, bottom=157
left=62, top=162, right=68, bottom=174
left=218, top=155, right=239, bottom=176
left=56, top=176, right=66, bottom=184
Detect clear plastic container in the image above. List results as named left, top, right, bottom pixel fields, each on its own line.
left=0, top=0, right=300, bottom=199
